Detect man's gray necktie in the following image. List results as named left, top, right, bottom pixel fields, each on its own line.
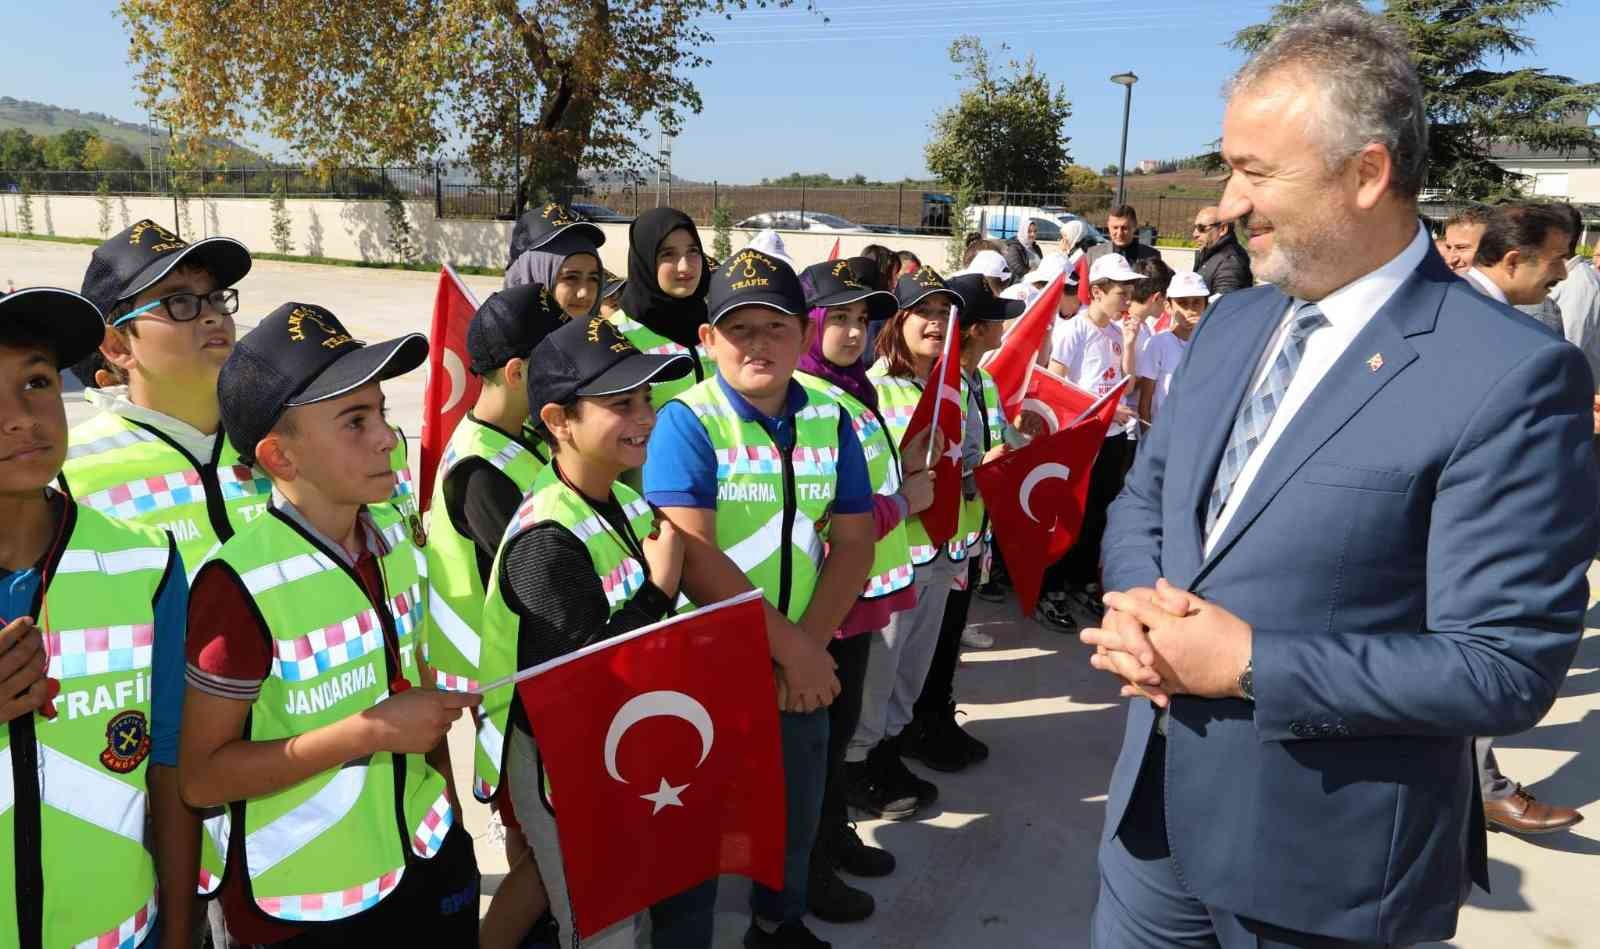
left=1204, top=302, right=1330, bottom=534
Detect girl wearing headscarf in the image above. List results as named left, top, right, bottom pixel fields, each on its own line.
left=609, top=207, right=717, bottom=407
left=504, top=203, right=607, bottom=318
left=793, top=260, right=931, bottom=925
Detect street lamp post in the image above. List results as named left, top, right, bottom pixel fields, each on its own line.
left=1110, top=72, right=1138, bottom=209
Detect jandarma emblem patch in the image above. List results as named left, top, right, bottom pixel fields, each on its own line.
left=101, top=709, right=152, bottom=773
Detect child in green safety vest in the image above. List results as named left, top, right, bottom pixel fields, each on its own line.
left=0, top=287, right=192, bottom=949
left=423, top=282, right=568, bottom=949
left=608, top=207, right=719, bottom=408
left=843, top=269, right=980, bottom=825
left=63, top=221, right=419, bottom=586
left=181, top=302, right=481, bottom=946
left=473, top=313, right=694, bottom=948
left=905, top=273, right=1025, bottom=776
left=793, top=259, right=936, bottom=925
left=644, top=249, right=878, bottom=949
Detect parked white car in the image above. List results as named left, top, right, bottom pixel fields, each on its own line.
left=964, top=206, right=1103, bottom=249
left=736, top=211, right=865, bottom=233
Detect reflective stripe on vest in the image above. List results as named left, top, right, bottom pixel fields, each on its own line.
left=796, top=373, right=915, bottom=600
left=0, top=502, right=169, bottom=947
left=422, top=419, right=544, bottom=697
left=608, top=310, right=716, bottom=408
left=869, top=362, right=966, bottom=566
left=674, top=378, right=840, bottom=619
left=474, top=466, right=656, bottom=801
left=203, top=507, right=447, bottom=923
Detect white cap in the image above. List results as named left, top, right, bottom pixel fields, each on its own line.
left=1021, top=252, right=1074, bottom=288
left=743, top=229, right=794, bottom=268
left=1088, top=253, right=1140, bottom=284
left=1167, top=271, right=1210, bottom=299
left=999, top=282, right=1031, bottom=301
left=966, top=249, right=1011, bottom=280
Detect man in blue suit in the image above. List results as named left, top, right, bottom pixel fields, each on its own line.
left=1081, top=8, right=1599, bottom=948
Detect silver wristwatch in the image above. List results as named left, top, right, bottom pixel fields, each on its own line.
left=1237, top=658, right=1255, bottom=702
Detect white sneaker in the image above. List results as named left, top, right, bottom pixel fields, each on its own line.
left=961, top=627, right=995, bottom=648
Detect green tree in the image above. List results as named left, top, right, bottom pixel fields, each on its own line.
left=384, top=190, right=418, bottom=264
left=42, top=129, right=95, bottom=171
left=1063, top=165, right=1111, bottom=195
left=1101, top=163, right=1120, bottom=176
left=122, top=0, right=813, bottom=212
left=945, top=184, right=976, bottom=271
left=17, top=178, right=34, bottom=235
left=96, top=178, right=114, bottom=237
left=1233, top=0, right=1600, bottom=199
left=711, top=198, right=733, bottom=261
left=925, top=36, right=1073, bottom=195
left=270, top=178, right=294, bottom=254
left=0, top=130, right=45, bottom=184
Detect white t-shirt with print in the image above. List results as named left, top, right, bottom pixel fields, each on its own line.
left=1051, top=315, right=1135, bottom=437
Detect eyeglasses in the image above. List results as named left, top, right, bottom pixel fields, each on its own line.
left=1192, top=222, right=1218, bottom=232
left=115, top=288, right=240, bottom=326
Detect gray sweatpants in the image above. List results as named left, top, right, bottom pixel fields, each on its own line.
left=508, top=727, right=642, bottom=949
left=846, top=554, right=964, bottom=762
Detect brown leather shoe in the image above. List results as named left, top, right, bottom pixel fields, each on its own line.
left=1484, top=787, right=1584, bottom=835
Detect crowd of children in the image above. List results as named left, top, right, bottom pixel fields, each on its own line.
left=1, top=200, right=1208, bottom=949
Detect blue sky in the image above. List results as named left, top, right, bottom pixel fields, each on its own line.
left=3, top=0, right=1597, bottom=184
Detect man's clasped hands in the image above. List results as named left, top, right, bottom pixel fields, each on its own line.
left=1079, top=579, right=1255, bottom=704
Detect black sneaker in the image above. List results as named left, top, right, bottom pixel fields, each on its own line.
left=806, top=859, right=875, bottom=923
left=832, top=820, right=895, bottom=878
left=1062, top=583, right=1105, bottom=629
left=877, top=735, right=938, bottom=808
left=842, top=759, right=919, bottom=821
left=1034, top=594, right=1078, bottom=633
left=901, top=712, right=973, bottom=773
left=744, top=920, right=832, bottom=948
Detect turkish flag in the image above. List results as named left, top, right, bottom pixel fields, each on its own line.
left=976, top=379, right=1128, bottom=613
left=1152, top=310, right=1172, bottom=334
left=1017, top=367, right=1098, bottom=435
left=899, top=307, right=965, bottom=546
left=827, top=237, right=842, bottom=261
left=512, top=591, right=785, bottom=936
left=418, top=265, right=481, bottom=511
left=980, top=271, right=1065, bottom=422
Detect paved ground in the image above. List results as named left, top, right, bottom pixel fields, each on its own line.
left=10, top=237, right=1600, bottom=948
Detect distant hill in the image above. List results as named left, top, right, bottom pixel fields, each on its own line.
left=0, top=97, right=263, bottom=163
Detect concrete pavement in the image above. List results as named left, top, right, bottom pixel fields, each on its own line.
left=8, top=236, right=1597, bottom=948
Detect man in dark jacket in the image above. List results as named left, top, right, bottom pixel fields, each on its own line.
left=1079, top=204, right=1163, bottom=304
left=1192, top=205, right=1253, bottom=295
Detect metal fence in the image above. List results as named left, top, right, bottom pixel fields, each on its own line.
left=0, top=167, right=1219, bottom=240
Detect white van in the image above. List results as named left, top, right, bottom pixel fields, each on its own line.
left=964, top=205, right=1104, bottom=250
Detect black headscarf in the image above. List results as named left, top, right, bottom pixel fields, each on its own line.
left=618, top=207, right=710, bottom=349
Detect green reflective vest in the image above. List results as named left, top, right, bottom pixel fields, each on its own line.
left=607, top=310, right=718, bottom=409
left=675, top=378, right=841, bottom=619
left=868, top=361, right=967, bottom=566
left=473, top=464, right=656, bottom=801
left=949, top=367, right=1005, bottom=561
left=0, top=500, right=174, bottom=949
left=422, top=417, right=546, bottom=696
left=197, top=506, right=451, bottom=924
left=61, top=410, right=416, bottom=577
left=796, top=373, right=913, bottom=599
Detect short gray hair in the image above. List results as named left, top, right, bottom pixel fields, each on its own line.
left=1229, top=4, right=1428, bottom=200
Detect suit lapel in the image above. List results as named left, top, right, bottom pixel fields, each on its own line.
left=1193, top=251, right=1452, bottom=584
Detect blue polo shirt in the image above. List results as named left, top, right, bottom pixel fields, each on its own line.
left=1, top=554, right=188, bottom=768
left=645, top=374, right=873, bottom=515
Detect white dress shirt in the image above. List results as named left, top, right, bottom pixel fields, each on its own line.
left=1204, top=223, right=1430, bottom=555
left=1461, top=266, right=1508, bottom=304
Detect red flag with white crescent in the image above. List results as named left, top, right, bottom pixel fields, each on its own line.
left=899, top=306, right=965, bottom=546
left=503, top=591, right=785, bottom=936
left=1017, top=366, right=1098, bottom=436
left=979, top=271, right=1066, bottom=422
left=975, top=379, right=1128, bottom=613
left=418, top=265, right=481, bottom=512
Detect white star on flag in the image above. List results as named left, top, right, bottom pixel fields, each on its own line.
left=640, top=777, right=689, bottom=815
